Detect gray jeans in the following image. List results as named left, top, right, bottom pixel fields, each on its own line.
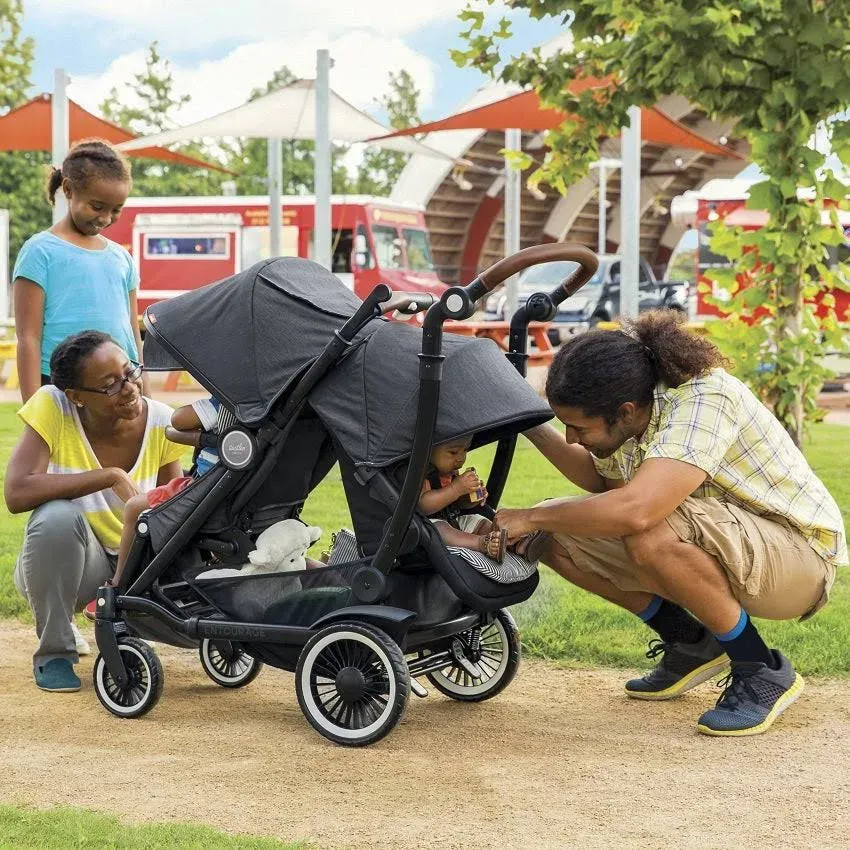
left=13, top=500, right=116, bottom=668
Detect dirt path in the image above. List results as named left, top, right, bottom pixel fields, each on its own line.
left=1, top=620, right=849, bottom=850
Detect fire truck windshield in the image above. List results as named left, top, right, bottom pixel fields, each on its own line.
left=401, top=228, right=435, bottom=272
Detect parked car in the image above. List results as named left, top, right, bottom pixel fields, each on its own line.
left=483, top=254, right=690, bottom=343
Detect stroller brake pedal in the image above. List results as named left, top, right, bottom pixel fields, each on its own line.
left=451, top=639, right=483, bottom=679
left=410, top=678, right=428, bottom=698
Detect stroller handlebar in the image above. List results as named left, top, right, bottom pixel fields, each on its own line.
left=380, top=291, right=437, bottom=316
left=476, top=243, right=599, bottom=297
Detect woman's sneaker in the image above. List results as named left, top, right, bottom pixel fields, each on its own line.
left=697, top=650, right=804, bottom=737
left=625, top=631, right=729, bottom=700
left=34, top=659, right=81, bottom=693
left=71, top=621, right=91, bottom=656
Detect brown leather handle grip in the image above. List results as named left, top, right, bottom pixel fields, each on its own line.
left=381, top=291, right=437, bottom=315
left=477, top=243, right=599, bottom=296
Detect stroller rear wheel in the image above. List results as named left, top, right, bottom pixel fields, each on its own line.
left=423, top=609, right=520, bottom=702
left=93, top=636, right=164, bottom=719
left=199, top=639, right=263, bottom=688
left=296, top=622, right=409, bottom=746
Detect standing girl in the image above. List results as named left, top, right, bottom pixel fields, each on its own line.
left=13, top=138, right=145, bottom=403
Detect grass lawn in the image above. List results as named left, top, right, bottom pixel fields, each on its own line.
left=1, top=402, right=847, bottom=675
left=0, top=805, right=306, bottom=849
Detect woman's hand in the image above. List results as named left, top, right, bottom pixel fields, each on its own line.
left=5, top=427, right=139, bottom=514
left=108, top=468, right=140, bottom=503
left=493, top=507, right=536, bottom=543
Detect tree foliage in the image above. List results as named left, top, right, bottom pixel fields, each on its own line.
left=100, top=42, right=223, bottom=196
left=455, top=0, right=850, bottom=446
left=355, top=69, right=422, bottom=195
left=0, top=0, right=50, bottom=265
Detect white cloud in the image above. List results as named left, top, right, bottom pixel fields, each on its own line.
left=68, top=30, right=437, bottom=130
left=30, top=0, right=497, bottom=50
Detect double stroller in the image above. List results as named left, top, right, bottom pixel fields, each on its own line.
left=91, top=244, right=598, bottom=746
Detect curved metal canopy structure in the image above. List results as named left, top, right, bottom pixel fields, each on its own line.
left=390, top=85, right=749, bottom=283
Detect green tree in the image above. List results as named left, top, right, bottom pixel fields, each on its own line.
left=224, top=66, right=353, bottom=195
left=100, top=42, right=223, bottom=196
left=0, top=0, right=50, bottom=266
left=355, top=69, right=421, bottom=195
left=455, top=0, right=850, bottom=446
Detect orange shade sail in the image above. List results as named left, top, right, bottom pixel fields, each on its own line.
left=0, top=93, right=230, bottom=172
left=370, top=86, right=742, bottom=160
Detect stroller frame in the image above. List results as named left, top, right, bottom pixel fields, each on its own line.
left=92, top=244, right=598, bottom=745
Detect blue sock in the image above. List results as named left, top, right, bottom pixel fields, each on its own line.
left=713, top=609, right=774, bottom=667
left=636, top=595, right=704, bottom=644
left=636, top=595, right=662, bottom=622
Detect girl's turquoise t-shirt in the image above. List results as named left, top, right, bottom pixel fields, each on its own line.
left=13, top=231, right=139, bottom=374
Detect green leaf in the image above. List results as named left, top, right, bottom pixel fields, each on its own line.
left=746, top=181, right=773, bottom=211
left=780, top=177, right=797, bottom=199
left=458, top=7, right=485, bottom=28
left=798, top=16, right=832, bottom=47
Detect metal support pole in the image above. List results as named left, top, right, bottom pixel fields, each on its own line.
left=52, top=69, right=70, bottom=225
left=620, top=106, right=641, bottom=319
left=597, top=161, right=607, bottom=255
left=503, top=128, right=522, bottom=318
left=314, top=49, right=332, bottom=270
left=267, top=137, right=282, bottom=257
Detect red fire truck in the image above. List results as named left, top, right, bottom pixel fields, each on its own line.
left=104, top=195, right=447, bottom=313
left=670, top=178, right=850, bottom=320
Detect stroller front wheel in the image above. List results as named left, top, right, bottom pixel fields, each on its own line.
left=93, top=636, right=164, bottom=719
left=296, top=621, right=410, bottom=746
left=199, top=638, right=263, bottom=688
left=423, top=609, right=521, bottom=702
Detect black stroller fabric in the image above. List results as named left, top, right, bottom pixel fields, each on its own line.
left=138, top=255, right=550, bottom=622
left=142, top=257, right=363, bottom=424
left=143, top=256, right=553, bottom=451
left=310, top=321, right=553, bottom=475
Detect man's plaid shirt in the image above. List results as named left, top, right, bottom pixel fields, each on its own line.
left=592, top=369, right=847, bottom=566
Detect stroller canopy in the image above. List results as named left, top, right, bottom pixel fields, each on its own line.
left=310, top=321, right=553, bottom=474
left=142, top=257, right=363, bottom=424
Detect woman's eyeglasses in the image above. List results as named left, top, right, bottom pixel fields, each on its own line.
left=76, top=362, right=143, bottom=397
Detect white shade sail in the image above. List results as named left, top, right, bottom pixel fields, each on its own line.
left=116, top=79, right=455, bottom=161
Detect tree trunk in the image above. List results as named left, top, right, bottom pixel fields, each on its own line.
left=769, top=155, right=806, bottom=448
left=774, top=276, right=805, bottom=447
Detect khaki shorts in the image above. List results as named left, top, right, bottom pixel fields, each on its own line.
left=554, top=496, right=836, bottom=621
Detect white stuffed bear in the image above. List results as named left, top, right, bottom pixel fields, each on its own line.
left=197, top=519, right=322, bottom=580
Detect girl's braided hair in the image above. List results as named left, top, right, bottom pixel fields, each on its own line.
left=49, top=330, right=114, bottom=391
left=46, top=138, right=131, bottom=206
left=545, top=310, right=728, bottom=424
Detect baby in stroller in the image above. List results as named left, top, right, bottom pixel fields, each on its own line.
left=419, top=435, right=549, bottom=564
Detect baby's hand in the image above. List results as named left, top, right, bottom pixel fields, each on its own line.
left=455, top=468, right=482, bottom=494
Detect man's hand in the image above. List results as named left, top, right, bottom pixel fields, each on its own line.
left=494, top=507, right=536, bottom=543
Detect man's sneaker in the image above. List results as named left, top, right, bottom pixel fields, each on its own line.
left=697, top=650, right=804, bottom=737
left=34, top=658, right=81, bottom=693
left=625, top=631, right=729, bottom=700
left=71, top=621, right=91, bottom=656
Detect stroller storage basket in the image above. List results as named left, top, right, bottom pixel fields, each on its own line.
left=191, top=562, right=369, bottom=628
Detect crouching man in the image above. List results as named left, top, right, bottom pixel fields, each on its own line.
left=496, top=312, right=845, bottom=736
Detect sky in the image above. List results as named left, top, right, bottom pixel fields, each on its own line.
left=21, top=1, right=565, bottom=129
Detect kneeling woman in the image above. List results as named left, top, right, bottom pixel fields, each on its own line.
left=4, top=331, right=185, bottom=692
